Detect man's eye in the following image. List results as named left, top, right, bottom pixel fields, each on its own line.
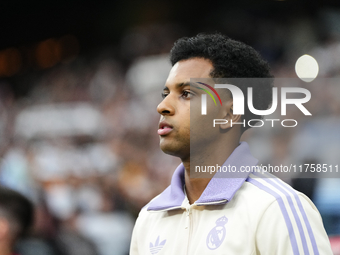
left=161, top=93, right=168, bottom=99
left=181, top=91, right=192, bottom=98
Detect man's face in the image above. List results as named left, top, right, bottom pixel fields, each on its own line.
left=157, top=58, right=223, bottom=160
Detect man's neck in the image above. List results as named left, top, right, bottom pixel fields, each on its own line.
left=182, top=138, right=240, bottom=204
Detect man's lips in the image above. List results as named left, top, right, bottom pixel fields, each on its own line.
left=158, top=121, right=173, bottom=136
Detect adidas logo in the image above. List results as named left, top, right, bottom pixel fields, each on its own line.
left=149, top=235, right=166, bottom=254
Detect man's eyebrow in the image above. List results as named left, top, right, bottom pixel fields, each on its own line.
left=163, top=82, right=198, bottom=90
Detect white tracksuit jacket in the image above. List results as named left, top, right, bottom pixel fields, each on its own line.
left=130, top=142, right=332, bottom=255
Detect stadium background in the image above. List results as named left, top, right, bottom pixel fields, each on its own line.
left=1, top=0, right=340, bottom=254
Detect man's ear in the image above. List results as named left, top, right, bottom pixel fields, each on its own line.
left=0, top=218, right=10, bottom=240
left=219, top=100, right=242, bottom=130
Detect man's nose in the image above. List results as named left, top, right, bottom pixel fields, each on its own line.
left=157, top=95, right=175, bottom=116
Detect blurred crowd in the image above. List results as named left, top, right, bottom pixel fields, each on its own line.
left=0, top=18, right=340, bottom=254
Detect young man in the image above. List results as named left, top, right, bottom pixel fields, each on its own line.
left=0, top=186, right=34, bottom=255
left=130, top=33, right=332, bottom=254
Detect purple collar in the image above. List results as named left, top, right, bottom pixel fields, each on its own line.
left=147, top=142, right=258, bottom=211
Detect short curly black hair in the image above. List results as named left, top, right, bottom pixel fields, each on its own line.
left=169, top=33, right=273, bottom=131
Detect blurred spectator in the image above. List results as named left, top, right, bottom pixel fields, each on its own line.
left=76, top=192, right=134, bottom=255
left=291, top=159, right=318, bottom=200
left=330, top=236, right=340, bottom=255
left=0, top=185, right=34, bottom=255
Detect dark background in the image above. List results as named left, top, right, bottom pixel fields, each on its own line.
left=2, top=0, right=340, bottom=97
left=1, top=0, right=334, bottom=50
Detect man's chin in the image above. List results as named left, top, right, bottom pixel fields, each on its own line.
left=159, top=140, right=188, bottom=157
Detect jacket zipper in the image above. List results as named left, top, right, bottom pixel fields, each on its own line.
left=195, top=199, right=228, bottom=206
left=185, top=206, right=193, bottom=255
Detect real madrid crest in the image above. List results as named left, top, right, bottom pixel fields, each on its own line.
left=206, top=215, right=228, bottom=250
